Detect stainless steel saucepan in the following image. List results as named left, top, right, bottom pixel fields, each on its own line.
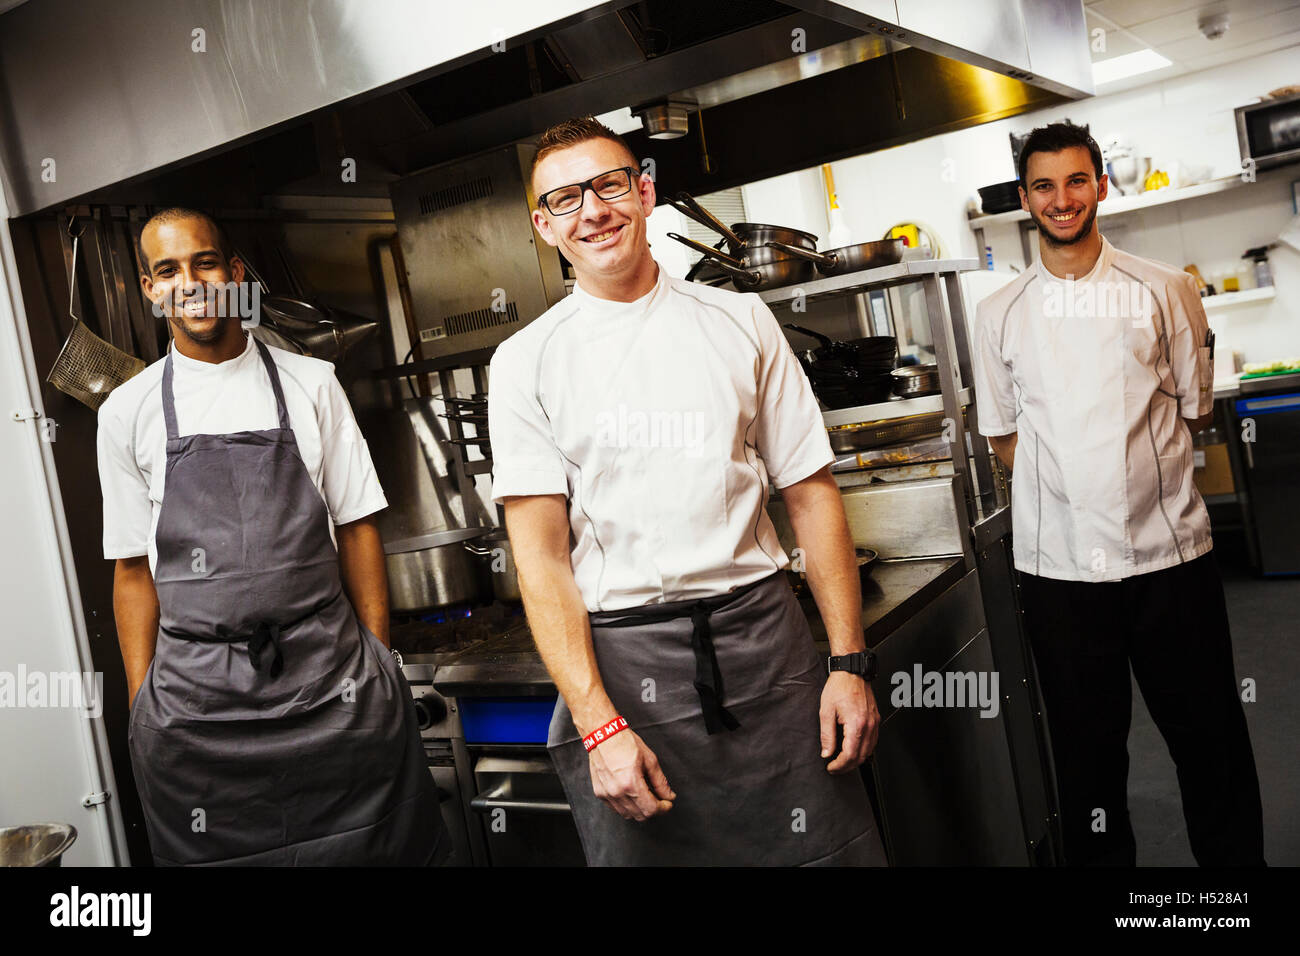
left=666, top=231, right=815, bottom=291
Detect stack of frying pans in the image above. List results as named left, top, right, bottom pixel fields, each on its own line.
left=784, top=324, right=897, bottom=410
left=666, top=193, right=905, bottom=292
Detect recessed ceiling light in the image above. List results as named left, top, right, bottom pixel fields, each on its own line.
left=1092, top=49, right=1173, bottom=85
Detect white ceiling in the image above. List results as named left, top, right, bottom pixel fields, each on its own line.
left=1085, top=0, right=1300, bottom=90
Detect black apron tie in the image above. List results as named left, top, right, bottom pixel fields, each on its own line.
left=248, top=620, right=285, bottom=679
left=588, top=574, right=782, bottom=736
left=195, top=593, right=342, bottom=681
left=688, top=602, right=741, bottom=735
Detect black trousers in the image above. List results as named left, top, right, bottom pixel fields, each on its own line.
left=1018, top=552, right=1265, bottom=866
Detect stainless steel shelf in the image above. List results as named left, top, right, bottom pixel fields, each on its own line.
left=758, top=257, right=981, bottom=307
left=821, top=388, right=972, bottom=428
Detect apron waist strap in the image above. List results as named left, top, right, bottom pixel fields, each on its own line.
left=172, top=592, right=343, bottom=680
left=591, top=572, right=781, bottom=735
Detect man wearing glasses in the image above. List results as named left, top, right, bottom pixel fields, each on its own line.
left=487, top=116, right=887, bottom=865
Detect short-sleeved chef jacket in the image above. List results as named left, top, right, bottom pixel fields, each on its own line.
left=971, top=236, right=1215, bottom=582
left=488, top=262, right=834, bottom=612
left=97, top=332, right=388, bottom=574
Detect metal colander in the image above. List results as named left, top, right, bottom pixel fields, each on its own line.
left=46, top=230, right=145, bottom=410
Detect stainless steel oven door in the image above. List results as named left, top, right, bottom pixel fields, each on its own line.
left=469, top=752, right=586, bottom=866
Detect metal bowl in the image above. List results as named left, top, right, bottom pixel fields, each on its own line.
left=786, top=548, right=879, bottom=598
left=0, top=823, right=77, bottom=867
left=890, top=364, right=941, bottom=397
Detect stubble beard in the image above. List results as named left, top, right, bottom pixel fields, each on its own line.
left=170, top=312, right=235, bottom=346
left=1037, top=204, right=1098, bottom=248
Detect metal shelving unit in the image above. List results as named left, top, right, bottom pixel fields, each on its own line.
left=762, top=256, right=999, bottom=571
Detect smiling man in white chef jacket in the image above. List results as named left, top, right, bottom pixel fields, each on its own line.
left=97, top=208, right=445, bottom=865
left=488, top=117, right=887, bottom=865
left=972, top=122, right=1265, bottom=867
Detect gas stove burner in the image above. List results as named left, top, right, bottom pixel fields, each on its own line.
left=391, top=600, right=531, bottom=657
left=416, top=604, right=474, bottom=625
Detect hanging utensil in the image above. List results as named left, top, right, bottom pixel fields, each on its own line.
left=240, top=247, right=380, bottom=363
left=109, top=214, right=160, bottom=362
left=46, top=218, right=146, bottom=410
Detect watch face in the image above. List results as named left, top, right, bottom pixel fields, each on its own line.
left=390, top=648, right=404, bottom=668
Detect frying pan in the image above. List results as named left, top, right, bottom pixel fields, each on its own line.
left=767, top=237, right=906, bottom=277
left=784, top=324, right=897, bottom=368
left=667, top=193, right=818, bottom=254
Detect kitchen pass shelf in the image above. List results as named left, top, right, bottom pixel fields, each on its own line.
left=759, top=257, right=981, bottom=307
left=822, top=388, right=973, bottom=428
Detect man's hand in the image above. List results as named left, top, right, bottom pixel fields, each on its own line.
left=587, top=730, right=676, bottom=821
left=819, top=672, right=880, bottom=773
left=988, top=432, right=1017, bottom=471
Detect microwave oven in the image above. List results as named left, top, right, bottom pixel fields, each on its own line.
left=1236, top=91, right=1300, bottom=176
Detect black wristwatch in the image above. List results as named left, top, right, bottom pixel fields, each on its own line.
left=827, top=650, right=877, bottom=681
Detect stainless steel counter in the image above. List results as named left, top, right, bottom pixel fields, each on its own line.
left=393, top=557, right=967, bottom=697
left=798, top=556, right=967, bottom=649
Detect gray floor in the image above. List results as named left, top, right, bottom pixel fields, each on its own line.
left=1128, top=542, right=1299, bottom=866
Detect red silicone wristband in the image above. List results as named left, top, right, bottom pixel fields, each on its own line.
left=582, top=715, right=629, bottom=752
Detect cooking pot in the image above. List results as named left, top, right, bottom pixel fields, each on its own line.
left=385, top=527, right=491, bottom=612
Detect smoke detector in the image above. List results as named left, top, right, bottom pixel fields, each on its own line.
left=1198, top=12, right=1229, bottom=40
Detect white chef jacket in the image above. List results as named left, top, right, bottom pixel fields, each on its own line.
left=487, top=262, right=834, bottom=612
left=972, top=236, right=1215, bottom=582
left=97, top=332, right=388, bottom=574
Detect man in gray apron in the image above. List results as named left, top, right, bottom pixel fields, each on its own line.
left=488, top=120, right=887, bottom=865
left=98, top=208, right=446, bottom=865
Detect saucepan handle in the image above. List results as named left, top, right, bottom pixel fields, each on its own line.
left=767, top=241, right=832, bottom=266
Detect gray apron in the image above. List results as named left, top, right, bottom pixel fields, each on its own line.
left=127, top=338, right=446, bottom=866
left=548, top=571, right=888, bottom=866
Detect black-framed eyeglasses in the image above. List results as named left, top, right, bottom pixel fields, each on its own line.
left=538, top=166, right=637, bottom=216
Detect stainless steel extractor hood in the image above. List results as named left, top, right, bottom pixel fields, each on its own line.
left=0, top=1, right=1092, bottom=218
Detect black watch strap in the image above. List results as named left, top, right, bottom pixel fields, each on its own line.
left=827, top=650, right=876, bottom=680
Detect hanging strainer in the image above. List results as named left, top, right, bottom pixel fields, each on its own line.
left=46, top=220, right=145, bottom=410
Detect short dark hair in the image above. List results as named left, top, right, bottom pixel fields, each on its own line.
left=1016, top=122, right=1103, bottom=186
left=136, top=207, right=233, bottom=277
left=530, top=116, right=638, bottom=190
